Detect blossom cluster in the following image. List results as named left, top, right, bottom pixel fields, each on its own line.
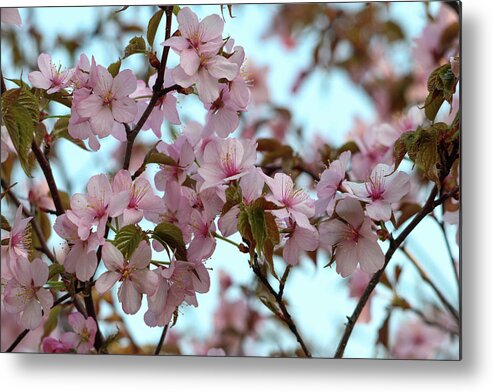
left=0, top=5, right=459, bottom=358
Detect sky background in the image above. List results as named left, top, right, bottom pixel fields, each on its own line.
left=1, top=2, right=459, bottom=358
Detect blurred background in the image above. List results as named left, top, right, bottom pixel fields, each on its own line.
left=1, top=2, right=460, bottom=358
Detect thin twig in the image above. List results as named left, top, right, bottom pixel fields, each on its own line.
left=400, top=246, right=459, bottom=320
left=252, top=255, right=311, bottom=357
left=154, top=324, right=169, bottom=355
left=432, top=214, right=460, bottom=283
left=30, top=140, right=65, bottom=216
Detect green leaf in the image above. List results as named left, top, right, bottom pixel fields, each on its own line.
left=247, top=206, right=266, bottom=255
left=172, top=5, right=181, bottom=16
left=48, top=263, right=65, bottom=280
left=1, top=215, right=11, bottom=231
left=222, top=183, right=242, bottom=215
left=113, top=225, right=146, bottom=259
left=152, top=222, right=187, bottom=260
left=1, top=88, right=39, bottom=176
left=107, top=59, right=122, bottom=77
left=423, top=64, right=458, bottom=122
left=43, top=306, right=61, bottom=338
left=145, top=151, right=176, bottom=166
left=124, top=36, right=147, bottom=59
left=147, top=9, right=165, bottom=47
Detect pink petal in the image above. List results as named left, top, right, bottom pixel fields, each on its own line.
left=118, top=280, right=142, bottom=315
left=130, top=269, right=158, bottom=295
left=30, top=258, right=49, bottom=287
left=177, top=7, right=199, bottom=40
left=335, top=198, right=365, bottom=228
left=112, top=69, right=137, bottom=98
left=95, top=271, right=121, bottom=294
left=180, top=48, right=201, bottom=76
left=107, top=191, right=131, bottom=218
left=112, top=97, right=137, bottom=123
left=77, top=94, right=103, bottom=118
left=162, top=36, right=190, bottom=51
left=207, top=56, right=239, bottom=81
left=199, top=14, right=224, bottom=42
left=128, top=241, right=151, bottom=269
left=101, top=242, right=124, bottom=270
left=357, top=238, right=385, bottom=274
left=196, top=68, right=219, bottom=103
left=28, top=71, right=52, bottom=90
left=335, top=241, right=360, bottom=277
left=20, top=300, right=43, bottom=330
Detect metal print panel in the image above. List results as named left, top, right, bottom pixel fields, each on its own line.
left=0, top=2, right=461, bottom=359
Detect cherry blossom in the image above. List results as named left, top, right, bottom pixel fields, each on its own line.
left=203, top=85, right=242, bottom=138
left=344, top=163, right=410, bottom=221
left=319, top=198, right=384, bottom=277
left=3, top=257, right=53, bottom=330
left=1, top=125, right=15, bottom=163
left=112, top=169, right=164, bottom=226
left=198, top=137, right=257, bottom=192
left=145, top=259, right=210, bottom=327
left=315, top=151, right=351, bottom=216
left=1, top=205, right=32, bottom=274
left=60, top=313, right=97, bottom=353
left=131, top=71, right=180, bottom=138
left=42, top=337, right=73, bottom=353
left=264, top=172, right=315, bottom=228
left=28, top=53, right=74, bottom=94
left=391, top=318, right=447, bottom=359
left=281, top=219, right=319, bottom=266
left=66, top=173, right=130, bottom=241
left=154, top=135, right=195, bottom=189
left=96, top=241, right=158, bottom=315
left=77, top=66, right=138, bottom=138
left=53, top=214, right=102, bottom=281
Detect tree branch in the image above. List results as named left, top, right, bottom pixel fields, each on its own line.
left=154, top=324, right=169, bottom=355
left=30, top=140, right=65, bottom=216
left=400, top=246, right=459, bottom=320
left=334, top=184, right=447, bottom=358
left=252, top=255, right=311, bottom=357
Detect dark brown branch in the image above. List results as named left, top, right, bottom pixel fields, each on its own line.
left=1, top=177, right=55, bottom=263
left=252, top=256, right=311, bottom=357
left=334, top=184, right=443, bottom=358
left=31, top=140, right=64, bottom=216
left=154, top=324, right=169, bottom=355
left=122, top=6, right=175, bottom=171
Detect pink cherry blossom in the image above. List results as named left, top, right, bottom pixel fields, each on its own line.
left=1, top=205, right=32, bottom=274
left=154, top=135, right=195, bottom=189
left=391, top=318, right=447, bottom=359
left=1, top=8, right=22, bottom=26
left=66, top=173, right=130, bottom=241
left=319, top=198, right=384, bottom=277
left=96, top=241, right=158, bottom=315
left=315, top=151, right=351, bottom=216
left=203, top=85, right=242, bottom=138
left=3, top=257, right=53, bottom=330
left=112, top=169, right=165, bottom=226
left=77, top=66, right=138, bottom=138
left=227, top=45, right=251, bottom=110
left=282, top=219, right=319, bottom=266
left=145, top=259, right=210, bottom=327
left=1, top=125, right=15, bottom=163
left=164, top=8, right=239, bottom=104
left=42, top=337, right=73, bottom=353
left=68, top=87, right=101, bottom=151
left=344, top=163, right=410, bottom=221
left=28, top=53, right=74, bottom=94
left=60, top=313, right=97, bottom=353
left=28, top=181, right=56, bottom=212
left=198, top=137, right=257, bottom=192
left=264, top=173, right=315, bottom=228
left=131, top=71, right=180, bottom=138
left=187, top=210, right=216, bottom=262
left=53, top=214, right=102, bottom=281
